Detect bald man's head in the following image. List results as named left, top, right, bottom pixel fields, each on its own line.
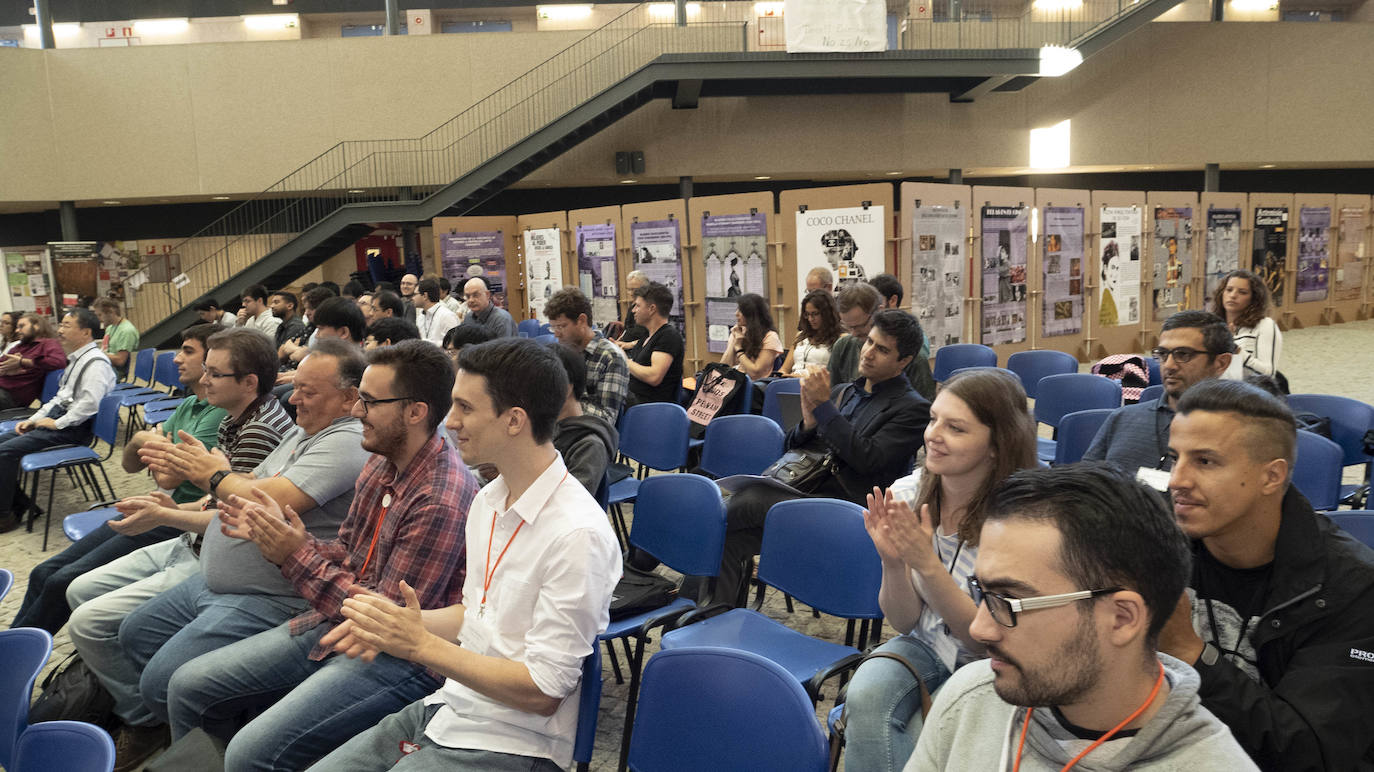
left=463, top=277, right=492, bottom=313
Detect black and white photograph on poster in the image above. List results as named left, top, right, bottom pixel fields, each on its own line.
left=702, top=212, right=768, bottom=353
left=1098, top=206, right=1142, bottom=327
left=794, top=205, right=885, bottom=301
left=1152, top=207, right=1193, bottom=321
left=631, top=218, right=685, bottom=332
left=980, top=206, right=1028, bottom=346
left=1041, top=206, right=1084, bottom=338
left=911, top=206, right=965, bottom=351
left=523, top=227, right=563, bottom=322
left=1204, top=208, right=1241, bottom=313
left=1252, top=207, right=1288, bottom=307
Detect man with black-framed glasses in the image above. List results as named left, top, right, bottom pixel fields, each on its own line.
left=1083, top=311, right=1233, bottom=483
left=909, top=463, right=1256, bottom=771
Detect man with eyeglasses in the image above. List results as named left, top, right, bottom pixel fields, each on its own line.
left=1083, top=311, right=1233, bottom=484
left=545, top=287, right=628, bottom=423
left=398, top=273, right=419, bottom=324
left=164, top=340, right=478, bottom=771
left=909, top=463, right=1256, bottom=771
left=458, top=277, right=517, bottom=339
left=827, top=283, right=936, bottom=400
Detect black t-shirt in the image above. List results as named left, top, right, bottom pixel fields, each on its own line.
left=628, top=323, right=684, bottom=405
left=1193, top=546, right=1272, bottom=681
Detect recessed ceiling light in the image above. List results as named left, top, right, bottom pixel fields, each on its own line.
left=754, top=175, right=772, bottom=180
left=886, top=171, right=903, bottom=176
left=347, top=189, right=366, bottom=194
left=211, top=195, right=231, bottom=200
left=1259, top=164, right=1276, bottom=169
left=619, top=179, right=637, bottom=184
left=102, top=200, right=121, bottom=205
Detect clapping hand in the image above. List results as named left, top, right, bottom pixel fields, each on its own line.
left=219, top=488, right=308, bottom=565
left=322, top=582, right=431, bottom=664
left=864, top=487, right=937, bottom=571
left=109, top=491, right=177, bottom=536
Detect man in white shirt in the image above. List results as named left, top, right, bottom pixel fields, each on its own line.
left=0, top=308, right=116, bottom=531
left=437, top=277, right=467, bottom=322
left=236, top=284, right=281, bottom=340
left=311, top=338, right=621, bottom=772
left=414, top=278, right=459, bottom=347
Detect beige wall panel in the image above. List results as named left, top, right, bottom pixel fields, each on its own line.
left=1330, top=195, right=1371, bottom=323
left=685, top=192, right=776, bottom=367
left=1264, top=27, right=1374, bottom=155
left=1032, top=188, right=1091, bottom=360
left=1087, top=190, right=1148, bottom=359
left=898, top=182, right=972, bottom=356
left=971, top=186, right=1034, bottom=363
left=1029, top=35, right=1152, bottom=167
left=1144, top=191, right=1201, bottom=336
left=1247, top=192, right=1295, bottom=329
left=0, top=50, right=59, bottom=202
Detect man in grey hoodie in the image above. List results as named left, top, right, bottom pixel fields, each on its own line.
left=547, top=342, right=618, bottom=496
left=908, top=463, right=1255, bottom=771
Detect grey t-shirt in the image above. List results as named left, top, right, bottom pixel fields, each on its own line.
left=200, top=417, right=370, bottom=596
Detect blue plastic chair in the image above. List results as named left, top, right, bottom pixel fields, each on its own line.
left=1146, top=355, right=1162, bottom=386
left=1325, top=511, right=1374, bottom=550
left=534, top=333, right=557, bottom=345
left=1033, top=374, right=1122, bottom=463
left=63, top=507, right=119, bottom=543
left=0, top=369, right=67, bottom=424
left=517, top=319, right=542, bottom=338
left=1007, top=350, right=1080, bottom=400
left=571, top=646, right=602, bottom=772
left=1287, top=394, right=1374, bottom=506
left=539, top=322, right=553, bottom=336
left=600, top=473, right=728, bottom=771
left=142, top=400, right=183, bottom=427
left=112, top=347, right=155, bottom=389
left=12, top=720, right=114, bottom=772
left=607, top=403, right=691, bottom=512
left=0, top=568, right=11, bottom=603
left=1293, top=429, right=1344, bottom=511
left=628, top=647, right=828, bottom=772
left=0, top=627, right=54, bottom=770
left=698, top=415, right=785, bottom=478
left=152, top=350, right=182, bottom=392
left=39, top=369, right=64, bottom=403
left=1138, top=384, right=1165, bottom=404
left=932, top=343, right=997, bottom=382
left=761, top=378, right=801, bottom=429
left=1053, top=409, right=1116, bottom=465
left=21, top=393, right=121, bottom=551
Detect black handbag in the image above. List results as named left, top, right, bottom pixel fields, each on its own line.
left=28, top=651, right=117, bottom=728
left=761, top=447, right=835, bottom=494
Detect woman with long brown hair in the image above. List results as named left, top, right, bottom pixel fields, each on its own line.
left=720, top=292, right=784, bottom=379
left=842, top=368, right=1039, bottom=771
left=1212, top=269, right=1281, bottom=379
left=779, top=289, right=841, bottom=376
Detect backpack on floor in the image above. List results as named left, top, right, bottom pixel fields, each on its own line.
left=28, top=651, right=117, bottom=728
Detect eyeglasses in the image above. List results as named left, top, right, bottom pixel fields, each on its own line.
left=203, top=369, right=243, bottom=379
left=967, top=576, right=1121, bottom=628
left=357, top=395, right=414, bottom=414
left=1150, top=346, right=1210, bottom=364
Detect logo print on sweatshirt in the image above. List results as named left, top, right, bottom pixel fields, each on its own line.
left=1350, top=648, right=1374, bottom=664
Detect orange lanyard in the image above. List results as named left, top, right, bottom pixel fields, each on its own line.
left=478, top=470, right=567, bottom=617
left=358, top=489, right=393, bottom=578
left=1013, top=661, right=1165, bottom=772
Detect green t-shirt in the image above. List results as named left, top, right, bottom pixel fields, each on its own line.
left=159, top=395, right=228, bottom=504
left=104, top=318, right=140, bottom=380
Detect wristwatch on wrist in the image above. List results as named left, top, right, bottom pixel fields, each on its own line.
left=1198, top=642, right=1220, bottom=667
left=208, top=470, right=231, bottom=494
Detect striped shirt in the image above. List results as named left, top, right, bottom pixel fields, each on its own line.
left=580, top=332, right=629, bottom=423
left=217, top=395, right=295, bottom=476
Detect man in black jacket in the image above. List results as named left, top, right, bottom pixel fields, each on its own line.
left=711, top=309, right=931, bottom=606
left=1159, top=379, right=1374, bottom=770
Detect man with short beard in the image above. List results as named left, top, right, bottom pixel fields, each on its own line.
left=909, top=464, right=1256, bottom=771
left=0, top=313, right=67, bottom=410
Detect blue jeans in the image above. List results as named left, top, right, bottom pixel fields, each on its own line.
left=842, top=635, right=953, bottom=772
left=166, top=622, right=443, bottom=772
left=0, top=407, right=92, bottom=513
left=120, top=572, right=309, bottom=726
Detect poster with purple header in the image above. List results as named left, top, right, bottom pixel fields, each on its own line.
left=1041, top=206, right=1084, bottom=338
left=440, top=230, right=507, bottom=308
left=576, top=223, right=618, bottom=326
left=1296, top=206, right=1330, bottom=304
left=702, top=211, right=768, bottom=353
left=980, top=206, right=1028, bottom=346
left=631, top=218, right=685, bottom=332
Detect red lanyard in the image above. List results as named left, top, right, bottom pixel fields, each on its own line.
left=479, top=470, right=568, bottom=616
left=358, top=488, right=393, bottom=578
left=1013, top=661, right=1165, bottom=772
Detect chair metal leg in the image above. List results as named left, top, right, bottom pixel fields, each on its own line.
left=844, top=619, right=856, bottom=648
left=97, top=464, right=116, bottom=504
left=25, top=473, right=40, bottom=532
left=617, top=634, right=652, bottom=772
left=603, top=639, right=624, bottom=685
left=42, top=468, right=56, bottom=551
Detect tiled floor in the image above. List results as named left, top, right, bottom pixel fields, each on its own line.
left=2, top=316, right=1372, bottom=771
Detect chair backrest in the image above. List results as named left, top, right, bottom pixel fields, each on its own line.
left=0, top=568, right=11, bottom=603
left=0, top=627, right=54, bottom=769
left=1007, top=349, right=1080, bottom=400
left=631, top=474, right=728, bottom=577
left=92, top=394, right=124, bottom=449
left=628, top=647, right=828, bottom=772
left=1325, top=511, right=1374, bottom=550
left=12, top=720, right=114, bottom=772
left=761, top=377, right=802, bottom=428
left=1293, top=429, right=1344, bottom=511
left=618, top=403, right=690, bottom=472
left=1138, top=384, right=1165, bottom=405
left=131, top=347, right=156, bottom=384
left=1145, top=355, right=1162, bottom=386
left=1287, top=394, right=1374, bottom=468
left=152, top=350, right=181, bottom=392
left=40, top=369, right=64, bottom=404
left=699, top=415, right=784, bottom=478
left=758, top=498, right=882, bottom=619
left=1034, top=373, right=1122, bottom=428
left=517, top=319, right=542, bottom=338
left=572, top=646, right=602, bottom=767
left=534, top=333, right=557, bottom=345
left=1054, top=409, right=1117, bottom=465
left=932, top=343, right=997, bottom=382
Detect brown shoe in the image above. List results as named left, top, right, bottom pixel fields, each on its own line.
left=112, top=722, right=170, bottom=772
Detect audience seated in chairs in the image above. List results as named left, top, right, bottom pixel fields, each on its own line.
left=910, top=463, right=1258, bottom=770
left=93, top=298, right=140, bottom=383
left=712, top=309, right=931, bottom=607
left=546, top=287, right=629, bottom=424
left=161, top=340, right=477, bottom=771
left=0, top=313, right=67, bottom=411
left=0, top=309, right=116, bottom=533
left=1083, top=310, right=1233, bottom=477
left=828, top=284, right=935, bottom=401
left=841, top=368, right=1038, bottom=772
left=1159, top=379, right=1374, bottom=769
left=624, top=282, right=684, bottom=409
left=269, top=291, right=305, bottom=353
left=413, top=278, right=460, bottom=347
left=305, top=338, right=620, bottom=772
left=546, top=342, right=618, bottom=496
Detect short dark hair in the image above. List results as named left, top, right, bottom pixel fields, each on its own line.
left=458, top=338, right=567, bottom=444
left=366, top=317, right=420, bottom=346
left=91, top=297, right=122, bottom=316
left=65, top=308, right=102, bottom=337
left=416, top=278, right=441, bottom=303
left=320, top=281, right=340, bottom=296
left=301, top=282, right=319, bottom=294
left=1160, top=310, right=1234, bottom=358
left=181, top=322, right=223, bottom=350
left=312, top=296, right=366, bottom=342
left=869, top=273, right=903, bottom=305
left=985, top=463, right=1192, bottom=649
left=544, top=287, right=592, bottom=325
left=550, top=342, right=588, bottom=400
left=870, top=309, right=924, bottom=360
left=308, top=337, right=367, bottom=390
left=271, top=291, right=297, bottom=311
left=444, top=325, right=493, bottom=351
left=342, top=280, right=366, bottom=299
left=206, top=327, right=278, bottom=397
left=1177, top=378, right=1297, bottom=470
left=375, top=281, right=397, bottom=294
left=194, top=298, right=223, bottom=312
left=243, top=284, right=269, bottom=302
left=373, top=290, right=405, bottom=318
left=366, top=339, right=455, bottom=433
left=437, top=276, right=451, bottom=293
left=303, top=287, right=335, bottom=311
left=836, top=282, right=882, bottom=315
left=633, top=282, right=674, bottom=318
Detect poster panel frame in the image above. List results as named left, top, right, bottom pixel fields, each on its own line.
left=430, top=215, right=523, bottom=318
left=1290, top=193, right=1337, bottom=329
left=1145, top=191, right=1201, bottom=340
left=1330, top=194, right=1372, bottom=323
left=899, top=182, right=971, bottom=362
left=1032, top=188, right=1090, bottom=360
left=1199, top=192, right=1249, bottom=318
left=516, top=210, right=571, bottom=323
left=621, top=199, right=693, bottom=371
left=971, top=185, right=1034, bottom=363
left=1087, top=191, right=1147, bottom=359
left=568, top=206, right=624, bottom=330
left=686, top=192, right=776, bottom=366
left=1247, top=192, right=1295, bottom=329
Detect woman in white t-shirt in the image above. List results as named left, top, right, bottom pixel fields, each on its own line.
left=1213, top=269, right=1282, bottom=380
left=720, top=293, right=785, bottom=379
left=843, top=368, right=1039, bottom=772
left=780, top=289, right=842, bottom=376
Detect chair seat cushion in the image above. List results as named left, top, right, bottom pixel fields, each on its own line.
left=119, top=391, right=166, bottom=407
left=21, top=445, right=100, bottom=472
left=607, top=477, right=641, bottom=506
left=599, top=597, right=695, bottom=641
left=0, top=420, right=20, bottom=435
left=661, top=609, right=859, bottom=685
left=1037, top=437, right=1056, bottom=464
left=64, top=508, right=119, bottom=542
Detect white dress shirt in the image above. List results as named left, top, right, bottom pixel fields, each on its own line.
left=423, top=453, right=621, bottom=768
left=241, top=309, right=281, bottom=339
left=417, top=303, right=460, bottom=346
left=32, top=341, right=116, bottom=429
left=441, top=294, right=468, bottom=322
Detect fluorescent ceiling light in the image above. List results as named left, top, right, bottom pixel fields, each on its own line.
left=243, top=14, right=299, bottom=30
left=537, top=5, right=593, bottom=21
left=1033, top=0, right=1084, bottom=9
left=648, top=3, right=701, bottom=19
left=133, top=18, right=190, bottom=35
left=1029, top=119, right=1071, bottom=170
left=1039, top=45, right=1083, bottom=77
left=754, top=2, right=785, bottom=16
left=23, top=22, right=81, bottom=37
left=1230, top=0, right=1277, bottom=10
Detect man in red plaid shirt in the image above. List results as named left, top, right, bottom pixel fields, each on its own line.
left=163, top=340, right=479, bottom=772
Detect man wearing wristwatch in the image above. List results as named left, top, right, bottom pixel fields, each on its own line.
left=1159, top=380, right=1374, bottom=770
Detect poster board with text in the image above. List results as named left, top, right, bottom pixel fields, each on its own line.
left=1289, top=194, right=1337, bottom=329
left=686, top=192, right=776, bottom=366
left=1087, top=191, right=1148, bottom=359
left=621, top=200, right=693, bottom=370
left=1145, top=191, right=1201, bottom=340
left=568, top=206, right=624, bottom=331
left=899, top=182, right=971, bottom=359
left=1330, top=194, right=1371, bottom=323
left=516, top=211, right=571, bottom=324
left=1247, top=192, right=1295, bottom=329
left=1199, top=192, right=1248, bottom=318
left=1033, top=188, right=1090, bottom=361
left=430, top=216, right=522, bottom=318
left=971, top=185, right=1034, bottom=363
